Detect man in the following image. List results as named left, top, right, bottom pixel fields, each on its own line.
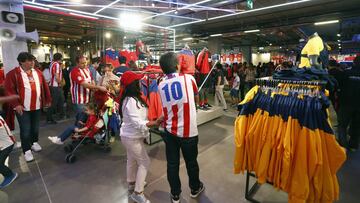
left=113, top=56, right=129, bottom=78
left=46, top=53, right=65, bottom=124
left=158, top=52, right=204, bottom=203
left=70, top=55, right=107, bottom=115
left=5, top=52, right=52, bottom=162
left=337, top=56, right=360, bottom=151
left=89, top=57, right=101, bottom=84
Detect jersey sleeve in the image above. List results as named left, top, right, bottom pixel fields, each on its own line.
left=71, top=69, right=85, bottom=84
left=84, top=115, right=98, bottom=129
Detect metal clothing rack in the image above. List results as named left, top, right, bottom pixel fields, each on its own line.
left=243, top=77, right=327, bottom=203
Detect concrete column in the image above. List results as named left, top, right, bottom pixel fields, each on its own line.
left=239, top=46, right=252, bottom=63
left=105, top=31, right=124, bottom=50
left=0, top=1, right=27, bottom=74
left=208, top=37, right=222, bottom=54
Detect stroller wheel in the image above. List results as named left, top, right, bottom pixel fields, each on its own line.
left=65, top=154, right=77, bottom=164
left=64, top=144, right=74, bottom=153
left=104, top=146, right=112, bottom=153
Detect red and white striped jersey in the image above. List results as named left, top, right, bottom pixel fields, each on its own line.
left=0, top=116, right=15, bottom=150
left=19, top=68, right=42, bottom=111
left=158, top=73, right=199, bottom=138
left=49, top=61, right=62, bottom=87
left=70, top=66, right=93, bottom=104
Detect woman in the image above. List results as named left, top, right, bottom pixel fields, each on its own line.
left=214, top=63, right=227, bottom=111
left=99, top=64, right=120, bottom=96
left=119, top=71, right=162, bottom=203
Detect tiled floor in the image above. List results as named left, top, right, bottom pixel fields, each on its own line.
left=0, top=108, right=359, bottom=203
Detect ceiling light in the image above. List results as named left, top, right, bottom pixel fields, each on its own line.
left=88, top=40, right=91, bottom=43
left=69, top=12, right=99, bottom=20
left=269, top=43, right=272, bottom=46
left=314, top=20, right=339, bottom=25
left=259, top=47, right=264, bottom=50
left=280, top=46, right=282, bottom=49
left=337, top=40, right=340, bottom=42
left=40, top=42, right=43, bottom=45
left=124, top=36, right=127, bottom=39
left=244, top=29, right=260, bottom=33
left=337, top=34, right=341, bottom=37
left=152, top=3, right=155, bottom=7
left=338, top=44, right=341, bottom=46
left=210, top=34, right=222, bottom=37
left=83, top=42, right=86, bottom=44
left=183, top=37, right=193, bottom=41
left=119, top=13, right=142, bottom=30
left=77, top=47, right=80, bottom=50
left=67, top=38, right=70, bottom=41
left=67, top=45, right=71, bottom=48
left=174, top=10, right=178, bottom=14
left=105, top=32, right=111, bottom=39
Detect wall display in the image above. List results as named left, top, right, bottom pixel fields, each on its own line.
left=221, top=53, right=242, bottom=64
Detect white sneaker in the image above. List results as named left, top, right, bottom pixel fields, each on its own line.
left=130, top=192, right=150, bottom=203
left=48, top=136, right=64, bottom=145
left=31, top=142, right=42, bottom=152
left=24, top=150, right=34, bottom=162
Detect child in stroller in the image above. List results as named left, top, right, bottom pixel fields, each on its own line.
left=48, top=103, right=98, bottom=145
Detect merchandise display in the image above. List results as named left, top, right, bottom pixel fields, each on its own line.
left=234, top=80, right=346, bottom=202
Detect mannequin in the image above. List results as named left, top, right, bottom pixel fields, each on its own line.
left=299, top=32, right=324, bottom=69
left=196, top=47, right=212, bottom=109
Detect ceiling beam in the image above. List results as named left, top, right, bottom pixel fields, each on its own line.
left=94, top=0, right=122, bottom=14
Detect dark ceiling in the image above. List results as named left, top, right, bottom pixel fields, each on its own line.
left=22, top=0, right=360, bottom=52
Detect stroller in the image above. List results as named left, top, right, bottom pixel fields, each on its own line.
left=64, top=92, right=119, bottom=164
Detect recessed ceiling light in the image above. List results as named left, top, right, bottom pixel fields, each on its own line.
left=337, top=34, right=341, bottom=37
left=105, top=32, right=111, bottom=39
left=338, top=43, right=341, bottom=46
left=67, top=45, right=71, bottom=48
left=88, top=40, right=90, bottom=43
left=210, top=34, right=222, bottom=37
left=269, top=43, right=272, bottom=46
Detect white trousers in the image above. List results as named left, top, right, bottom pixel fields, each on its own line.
left=215, top=85, right=227, bottom=109
left=121, top=136, right=151, bottom=192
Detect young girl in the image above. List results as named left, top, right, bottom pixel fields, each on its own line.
left=119, top=71, right=161, bottom=203
left=48, top=103, right=98, bottom=145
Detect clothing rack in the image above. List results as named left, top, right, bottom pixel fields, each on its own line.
left=244, top=77, right=327, bottom=203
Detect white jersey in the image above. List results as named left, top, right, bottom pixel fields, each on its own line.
left=158, top=73, right=198, bottom=138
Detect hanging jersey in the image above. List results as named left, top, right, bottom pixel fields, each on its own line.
left=196, top=50, right=211, bottom=74
left=158, top=73, right=198, bottom=138
left=178, top=49, right=195, bottom=75
left=19, top=68, right=42, bottom=111
left=49, top=61, right=62, bottom=87
left=70, top=67, right=93, bottom=104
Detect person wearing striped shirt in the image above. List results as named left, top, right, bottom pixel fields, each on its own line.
left=158, top=52, right=205, bottom=203
left=5, top=52, right=52, bottom=162
left=46, top=53, right=65, bottom=124
left=70, top=55, right=108, bottom=116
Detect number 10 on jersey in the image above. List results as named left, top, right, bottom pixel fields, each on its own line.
left=162, top=81, right=183, bottom=102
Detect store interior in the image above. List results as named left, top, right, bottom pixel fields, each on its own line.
left=0, top=0, right=360, bottom=203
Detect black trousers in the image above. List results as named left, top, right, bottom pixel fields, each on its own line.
left=162, top=131, right=201, bottom=196
left=337, top=106, right=360, bottom=148
left=0, top=144, right=14, bottom=177
left=16, top=110, right=41, bottom=153
left=47, top=86, right=65, bottom=121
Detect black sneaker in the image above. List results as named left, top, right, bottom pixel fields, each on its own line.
left=204, top=103, right=212, bottom=108
left=190, top=182, right=205, bottom=198
left=199, top=105, right=209, bottom=111
left=170, top=194, right=180, bottom=203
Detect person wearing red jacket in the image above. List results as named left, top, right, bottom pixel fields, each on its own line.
left=196, top=48, right=212, bottom=109
left=4, top=52, right=52, bottom=162
left=178, top=45, right=195, bottom=75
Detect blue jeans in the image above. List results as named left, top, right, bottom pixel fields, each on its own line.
left=16, top=110, right=41, bottom=153
left=58, top=125, right=77, bottom=142
left=162, top=131, right=201, bottom=196
left=73, top=103, right=88, bottom=124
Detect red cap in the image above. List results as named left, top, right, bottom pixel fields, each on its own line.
left=120, top=71, right=143, bottom=87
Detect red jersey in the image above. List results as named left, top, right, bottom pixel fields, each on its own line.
left=136, top=41, right=144, bottom=57
left=158, top=73, right=199, bottom=138
left=70, top=66, right=93, bottom=104
left=49, top=61, right=62, bottom=87
left=178, top=49, right=195, bottom=75
left=0, top=69, right=5, bottom=85
left=196, top=50, right=210, bottom=74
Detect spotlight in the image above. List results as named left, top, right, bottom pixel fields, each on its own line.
left=105, top=32, right=111, bottom=39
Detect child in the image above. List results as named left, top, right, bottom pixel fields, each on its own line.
left=230, top=71, right=240, bottom=105
left=119, top=71, right=162, bottom=203
left=48, top=103, right=98, bottom=145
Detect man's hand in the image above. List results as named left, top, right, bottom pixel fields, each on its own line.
left=74, top=128, right=79, bottom=133
left=155, top=116, right=164, bottom=125
left=0, top=95, right=19, bottom=104
left=15, top=105, right=24, bottom=115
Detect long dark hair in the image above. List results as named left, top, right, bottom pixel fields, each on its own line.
left=119, top=80, right=148, bottom=118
